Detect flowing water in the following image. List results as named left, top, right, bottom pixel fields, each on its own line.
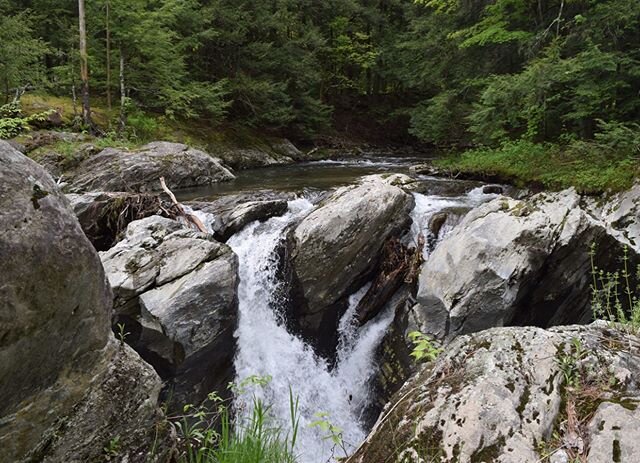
left=199, top=160, right=502, bottom=462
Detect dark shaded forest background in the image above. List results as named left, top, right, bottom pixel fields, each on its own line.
left=2, top=0, right=639, bottom=152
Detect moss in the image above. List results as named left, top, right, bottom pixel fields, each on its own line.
left=31, top=184, right=49, bottom=209
left=613, top=439, right=621, bottom=462
left=470, top=434, right=506, bottom=463
left=505, top=382, right=516, bottom=393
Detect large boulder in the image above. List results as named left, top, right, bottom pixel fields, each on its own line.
left=211, top=138, right=302, bottom=169
left=69, top=141, right=235, bottom=193
left=101, top=216, right=239, bottom=407
left=286, top=175, right=414, bottom=355
left=0, top=141, right=169, bottom=461
left=348, top=323, right=640, bottom=463
left=415, top=189, right=637, bottom=340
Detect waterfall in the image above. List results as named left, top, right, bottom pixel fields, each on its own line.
left=214, top=185, right=500, bottom=462
left=227, top=198, right=394, bottom=463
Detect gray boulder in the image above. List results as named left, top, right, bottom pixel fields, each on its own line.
left=187, top=191, right=291, bottom=241
left=415, top=189, right=636, bottom=340
left=70, top=141, right=235, bottom=193
left=348, top=323, right=640, bottom=463
left=209, top=137, right=302, bottom=169
left=0, top=141, right=169, bottom=462
left=101, top=215, right=239, bottom=407
left=287, top=175, right=414, bottom=354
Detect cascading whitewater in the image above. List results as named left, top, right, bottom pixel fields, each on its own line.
left=227, top=198, right=395, bottom=463
left=218, top=186, right=499, bottom=463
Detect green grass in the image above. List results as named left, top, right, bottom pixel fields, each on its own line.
left=435, top=140, right=638, bottom=194
left=173, top=385, right=300, bottom=463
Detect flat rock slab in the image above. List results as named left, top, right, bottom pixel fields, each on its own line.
left=69, top=141, right=235, bottom=193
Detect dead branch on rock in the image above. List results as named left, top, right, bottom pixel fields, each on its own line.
left=159, top=177, right=208, bottom=233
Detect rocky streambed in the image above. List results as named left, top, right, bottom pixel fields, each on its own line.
left=2, top=139, right=640, bottom=463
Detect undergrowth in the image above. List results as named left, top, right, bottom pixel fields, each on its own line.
left=171, top=376, right=299, bottom=463
left=590, top=244, right=640, bottom=332
left=436, top=123, right=640, bottom=194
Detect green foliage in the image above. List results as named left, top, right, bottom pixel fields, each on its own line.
left=173, top=377, right=299, bottom=463
left=436, top=137, right=639, bottom=194
left=116, top=323, right=130, bottom=345
left=408, top=331, right=443, bottom=362
left=102, top=435, right=121, bottom=461
left=0, top=102, right=56, bottom=139
left=310, top=412, right=348, bottom=459
left=0, top=5, right=48, bottom=100
left=590, top=244, right=640, bottom=332
left=555, top=338, right=587, bottom=388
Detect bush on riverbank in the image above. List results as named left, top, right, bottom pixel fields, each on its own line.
left=436, top=135, right=639, bottom=195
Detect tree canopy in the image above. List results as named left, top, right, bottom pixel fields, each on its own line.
left=2, top=0, right=638, bottom=143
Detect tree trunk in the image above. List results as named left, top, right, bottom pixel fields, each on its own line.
left=106, top=0, right=111, bottom=113
left=119, top=49, right=126, bottom=133
left=78, top=0, right=92, bottom=128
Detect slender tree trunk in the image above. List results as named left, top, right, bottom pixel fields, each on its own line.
left=119, top=49, right=126, bottom=133
left=106, top=0, right=111, bottom=113
left=78, top=0, right=92, bottom=128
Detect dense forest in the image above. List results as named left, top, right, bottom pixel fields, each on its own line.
left=1, top=0, right=640, bottom=188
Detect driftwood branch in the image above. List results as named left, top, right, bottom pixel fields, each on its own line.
left=159, top=177, right=208, bottom=233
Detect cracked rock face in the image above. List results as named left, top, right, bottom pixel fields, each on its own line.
left=348, top=323, right=640, bottom=463
left=286, top=175, right=414, bottom=356
left=587, top=183, right=640, bottom=253
left=69, top=141, right=235, bottom=193
left=414, top=189, right=639, bottom=340
left=100, top=215, right=239, bottom=407
left=0, top=141, right=169, bottom=462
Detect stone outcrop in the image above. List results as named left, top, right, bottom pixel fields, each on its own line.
left=286, top=175, right=414, bottom=355
left=69, top=141, right=235, bottom=193
left=414, top=189, right=638, bottom=340
left=588, top=182, right=640, bottom=253
left=187, top=191, right=292, bottom=241
left=349, top=323, right=640, bottom=463
left=101, top=216, right=239, bottom=407
left=209, top=137, right=303, bottom=169
left=0, top=141, right=170, bottom=462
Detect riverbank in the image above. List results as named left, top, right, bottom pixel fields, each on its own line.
left=434, top=140, right=639, bottom=195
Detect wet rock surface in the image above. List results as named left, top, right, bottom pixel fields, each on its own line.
left=286, top=175, right=414, bottom=355
left=187, top=191, right=292, bottom=241
left=414, top=189, right=639, bottom=340
left=349, top=323, right=640, bottom=463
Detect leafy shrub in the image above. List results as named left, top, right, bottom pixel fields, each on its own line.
left=408, top=331, right=443, bottom=362
left=0, top=101, right=58, bottom=139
